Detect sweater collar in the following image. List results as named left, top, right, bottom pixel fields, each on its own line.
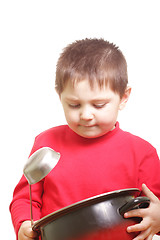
left=66, top=122, right=120, bottom=144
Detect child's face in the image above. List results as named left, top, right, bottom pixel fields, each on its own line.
left=60, top=80, right=129, bottom=138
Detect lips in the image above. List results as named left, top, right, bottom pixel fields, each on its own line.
left=79, top=124, right=96, bottom=128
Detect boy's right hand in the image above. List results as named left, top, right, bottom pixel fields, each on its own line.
left=18, top=221, right=38, bottom=240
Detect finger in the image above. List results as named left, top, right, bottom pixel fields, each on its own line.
left=132, top=227, right=157, bottom=240
left=19, top=233, right=34, bottom=240
left=24, top=228, right=38, bottom=239
left=127, top=221, right=147, bottom=233
left=30, top=230, right=38, bottom=238
left=146, top=235, right=154, bottom=240
left=124, top=208, right=145, bottom=218
left=132, top=228, right=153, bottom=240
left=142, top=184, right=159, bottom=202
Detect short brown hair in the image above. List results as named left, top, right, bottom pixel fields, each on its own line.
left=55, top=38, right=128, bottom=98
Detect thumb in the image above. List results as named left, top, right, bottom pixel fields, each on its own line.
left=142, top=183, right=159, bottom=203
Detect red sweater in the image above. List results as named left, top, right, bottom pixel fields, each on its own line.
left=10, top=122, right=160, bottom=237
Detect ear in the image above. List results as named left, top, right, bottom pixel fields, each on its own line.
left=119, top=86, right=131, bottom=110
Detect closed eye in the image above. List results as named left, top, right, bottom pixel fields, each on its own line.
left=68, top=103, right=80, bottom=108
left=93, top=103, right=106, bottom=109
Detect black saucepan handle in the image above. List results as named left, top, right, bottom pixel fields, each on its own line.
left=119, top=196, right=150, bottom=216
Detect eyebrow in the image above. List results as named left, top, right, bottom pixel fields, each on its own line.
left=65, top=97, right=79, bottom=101
left=91, top=97, right=111, bottom=102
left=65, top=96, right=111, bottom=102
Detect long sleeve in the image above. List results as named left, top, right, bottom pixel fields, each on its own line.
left=138, top=145, right=160, bottom=198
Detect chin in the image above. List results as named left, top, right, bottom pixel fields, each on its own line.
left=78, top=131, right=107, bottom=139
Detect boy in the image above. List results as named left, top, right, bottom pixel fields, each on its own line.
left=10, top=38, right=160, bottom=240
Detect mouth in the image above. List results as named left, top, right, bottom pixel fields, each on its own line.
left=79, top=124, right=97, bottom=128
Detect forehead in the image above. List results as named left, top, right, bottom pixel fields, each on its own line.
left=60, top=79, right=119, bottom=100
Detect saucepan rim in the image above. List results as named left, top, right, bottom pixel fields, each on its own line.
left=33, top=188, right=140, bottom=231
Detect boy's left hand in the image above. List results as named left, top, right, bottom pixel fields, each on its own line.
left=124, top=184, right=160, bottom=240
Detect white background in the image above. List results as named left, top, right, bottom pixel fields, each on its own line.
left=0, top=0, right=160, bottom=239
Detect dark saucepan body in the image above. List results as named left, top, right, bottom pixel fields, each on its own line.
left=33, top=189, right=150, bottom=240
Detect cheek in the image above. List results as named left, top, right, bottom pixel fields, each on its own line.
left=96, top=107, right=119, bottom=123
left=62, top=103, right=77, bottom=122
left=64, top=110, right=79, bottom=123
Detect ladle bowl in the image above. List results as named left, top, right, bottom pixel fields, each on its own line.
left=23, top=147, right=60, bottom=185
left=23, top=147, right=60, bottom=226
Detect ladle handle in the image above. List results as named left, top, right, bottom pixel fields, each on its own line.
left=29, top=184, right=34, bottom=227
left=119, top=196, right=150, bottom=216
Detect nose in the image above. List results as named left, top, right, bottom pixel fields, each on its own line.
left=80, top=106, right=94, bottom=121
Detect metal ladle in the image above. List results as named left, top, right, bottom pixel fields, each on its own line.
left=23, top=147, right=60, bottom=226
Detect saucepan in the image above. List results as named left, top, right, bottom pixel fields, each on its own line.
left=33, top=189, right=150, bottom=240
left=23, top=147, right=150, bottom=240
